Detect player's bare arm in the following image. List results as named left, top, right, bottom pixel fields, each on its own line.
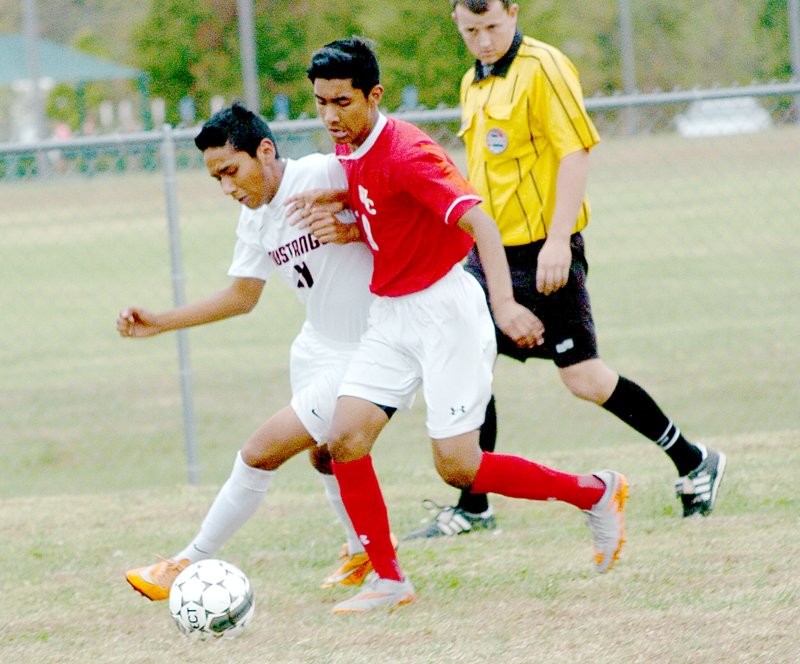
left=457, top=207, right=544, bottom=348
left=536, top=148, right=590, bottom=295
left=117, top=277, right=265, bottom=338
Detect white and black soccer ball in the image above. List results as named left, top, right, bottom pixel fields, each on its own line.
left=168, top=559, right=255, bottom=639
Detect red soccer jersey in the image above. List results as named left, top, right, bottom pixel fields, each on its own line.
left=336, top=115, right=481, bottom=296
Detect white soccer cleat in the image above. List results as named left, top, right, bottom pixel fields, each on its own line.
left=332, top=574, right=416, bottom=614
left=584, top=470, right=629, bottom=573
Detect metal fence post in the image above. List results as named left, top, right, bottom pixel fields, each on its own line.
left=236, top=0, right=260, bottom=113
left=160, top=124, right=200, bottom=484
left=789, top=0, right=800, bottom=120
left=617, top=0, right=639, bottom=134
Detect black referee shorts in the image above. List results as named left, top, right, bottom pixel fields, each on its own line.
left=464, top=232, right=598, bottom=368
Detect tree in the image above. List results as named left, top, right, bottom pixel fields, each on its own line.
left=129, top=0, right=790, bottom=126
left=134, top=0, right=248, bottom=123
left=282, top=0, right=368, bottom=116
left=367, top=3, right=467, bottom=110
left=253, top=1, right=320, bottom=118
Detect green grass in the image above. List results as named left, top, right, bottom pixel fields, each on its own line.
left=0, top=431, right=798, bottom=663
left=1, top=127, right=799, bottom=662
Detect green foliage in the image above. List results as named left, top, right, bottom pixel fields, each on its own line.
left=758, top=0, right=792, bottom=79
left=133, top=0, right=237, bottom=124
left=761, top=0, right=789, bottom=29
left=4, top=0, right=797, bottom=129
left=364, top=3, right=468, bottom=110
left=129, top=0, right=632, bottom=119
left=302, top=0, right=368, bottom=47
left=254, top=2, right=315, bottom=117
left=256, top=0, right=369, bottom=117
left=515, top=1, right=619, bottom=94
left=45, top=84, right=82, bottom=131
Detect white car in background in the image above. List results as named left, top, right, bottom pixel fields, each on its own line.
left=675, top=96, right=773, bottom=137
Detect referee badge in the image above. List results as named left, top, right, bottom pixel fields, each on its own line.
left=486, top=128, right=508, bottom=154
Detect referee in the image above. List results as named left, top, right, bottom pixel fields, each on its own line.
left=405, top=0, right=725, bottom=538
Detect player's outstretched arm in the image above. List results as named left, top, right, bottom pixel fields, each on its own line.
left=457, top=207, right=544, bottom=349
left=117, top=277, right=265, bottom=338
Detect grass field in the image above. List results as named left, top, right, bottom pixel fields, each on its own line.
left=1, top=127, right=799, bottom=662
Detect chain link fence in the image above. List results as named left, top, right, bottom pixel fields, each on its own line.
left=1, top=82, right=798, bottom=496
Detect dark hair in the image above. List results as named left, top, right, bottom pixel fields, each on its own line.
left=306, top=37, right=380, bottom=96
left=194, top=102, right=279, bottom=159
left=451, top=0, right=513, bottom=11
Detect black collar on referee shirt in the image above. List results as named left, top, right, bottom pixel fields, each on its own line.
left=473, top=29, right=522, bottom=83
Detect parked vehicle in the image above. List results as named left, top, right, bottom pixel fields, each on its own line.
left=675, top=96, right=772, bottom=137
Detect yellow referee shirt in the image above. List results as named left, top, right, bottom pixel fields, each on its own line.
left=458, top=33, right=600, bottom=246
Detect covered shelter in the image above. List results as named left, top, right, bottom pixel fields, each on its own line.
left=0, top=34, right=148, bottom=141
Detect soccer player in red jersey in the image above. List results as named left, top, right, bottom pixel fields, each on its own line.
left=296, top=37, right=629, bottom=614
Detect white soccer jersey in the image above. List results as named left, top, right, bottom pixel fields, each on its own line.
left=227, top=153, right=374, bottom=344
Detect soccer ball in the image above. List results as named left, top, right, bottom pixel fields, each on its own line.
left=168, top=559, right=255, bottom=639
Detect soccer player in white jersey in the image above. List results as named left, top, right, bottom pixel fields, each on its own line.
left=118, top=102, right=393, bottom=601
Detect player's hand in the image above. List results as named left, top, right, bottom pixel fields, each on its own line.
left=116, top=307, right=162, bottom=338
left=285, top=188, right=347, bottom=225
left=300, top=211, right=363, bottom=245
left=492, top=301, right=545, bottom=349
left=536, top=237, right=571, bottom=295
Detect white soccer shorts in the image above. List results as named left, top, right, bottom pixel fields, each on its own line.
left=289, top=321, right=359, bottom=444
left=338, top=264, right=497, bottom=439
